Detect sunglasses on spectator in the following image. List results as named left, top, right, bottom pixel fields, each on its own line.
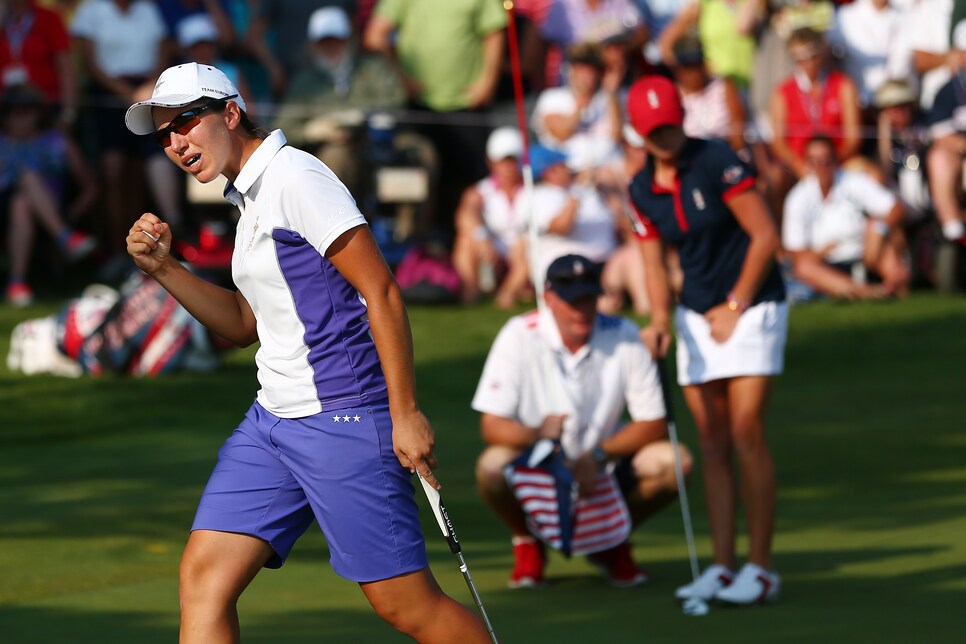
left=791, top=47, right=821, bottom=63
left=806, top=156, right=835, bottom=167
left=151, top=95, right=236, bottom=147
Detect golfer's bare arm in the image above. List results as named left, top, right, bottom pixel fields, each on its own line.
left=149, top=259, right=259, bottom=347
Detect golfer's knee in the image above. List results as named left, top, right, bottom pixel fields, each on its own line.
left=179, top=549, right=236, bottom=608
left=731, top=420, right=768, bottom=457
left=371, top=590, right=442, bottom=637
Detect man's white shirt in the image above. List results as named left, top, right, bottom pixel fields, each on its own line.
left=782, top=169, right=896, bottom=264
left=472, top=308, right=665, bottom=460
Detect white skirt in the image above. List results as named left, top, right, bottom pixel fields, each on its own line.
left=675, top=301, right=788, bottom=386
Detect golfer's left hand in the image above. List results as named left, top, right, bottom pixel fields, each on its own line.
left=392, top=409, right=441, bottom=489
left=704, top=303, right=740, bottom=344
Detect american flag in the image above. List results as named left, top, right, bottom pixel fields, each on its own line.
left=505, top=464, right=631, bottom=556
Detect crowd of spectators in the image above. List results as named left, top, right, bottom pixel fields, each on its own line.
left=2, top=0, right=966, bottom=308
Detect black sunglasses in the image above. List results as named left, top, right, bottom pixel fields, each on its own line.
left=151, top=95, right=236, bottom=147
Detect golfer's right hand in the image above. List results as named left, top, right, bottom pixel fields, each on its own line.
left=641, top=323, right=671, bottom=359
left=127, top=213, right=171, bottom=275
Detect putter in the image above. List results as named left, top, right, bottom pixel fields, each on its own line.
left=416, top=472, right=500, bottom=643
left=657, top=358, right=710, bottom=617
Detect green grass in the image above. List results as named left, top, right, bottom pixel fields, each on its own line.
left=1, top=294, right=965, bottom=642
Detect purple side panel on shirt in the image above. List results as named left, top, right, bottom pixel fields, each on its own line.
left=272, top=227, right=387, bottom=410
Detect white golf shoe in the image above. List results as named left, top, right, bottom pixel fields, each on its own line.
left=714, top=563, right=781, bottom=605
left=674, top=564, right=734, bottom=601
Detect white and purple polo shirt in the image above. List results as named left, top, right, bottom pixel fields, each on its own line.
left=224, top=130, right=386, bottom=418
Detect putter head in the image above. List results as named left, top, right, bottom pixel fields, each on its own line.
left=682, top=596, right=710, bottom=616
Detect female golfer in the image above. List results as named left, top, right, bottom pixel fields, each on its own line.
left=124, top=63, right=490, bottom=643
left=625, top=75, right=787, bottom=605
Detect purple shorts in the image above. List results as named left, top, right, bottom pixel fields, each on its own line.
left=192, top=401, right=429, bottom=582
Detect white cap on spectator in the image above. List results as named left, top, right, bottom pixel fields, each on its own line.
left=178, top=14, right=219, bottom=49
left=954, top=19, right=966, bottom=51
left=486, top=127, right=523, bottom=162
left=125, top=63, right=245, bottom=135
left=308, top=7, right=352, bottom=41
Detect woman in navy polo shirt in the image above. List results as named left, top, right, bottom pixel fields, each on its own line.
left=123, top=63, right=490, bottom=643
left=626, top=75, right=788, bottom=606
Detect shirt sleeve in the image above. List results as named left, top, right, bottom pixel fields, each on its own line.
left=711, top=144, right=756, bottom=202
left=277, top=163, right=367, bottom=257
left=476, top=0, right=509, bottom=36
left=69, top=2, right=96, bottom=38
left=471, top=319, right=524, bottom=418
left=850, top=172, right=897, bottom=218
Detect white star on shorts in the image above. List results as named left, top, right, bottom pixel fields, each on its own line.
left=353, top=414, right=361, bottom=422
left=332, top=415, right=341, bottom=422
left=343, top=415, right=350, bottom=422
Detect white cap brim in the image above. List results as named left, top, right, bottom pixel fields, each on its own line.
left=125, top=93, right=208, bottom=135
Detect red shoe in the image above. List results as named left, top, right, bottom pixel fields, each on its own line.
left=508, top=536, right=546, bottom=589
left=586, top=541, right=649, bottom=587
left=62, top=231, right=97, bottom=262
left=6, top=282, right=33, bottom=307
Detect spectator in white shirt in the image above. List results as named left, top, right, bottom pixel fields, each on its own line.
left=826, top=0, right=914, bottom=110
left=782, top=135, right=909, bottom=299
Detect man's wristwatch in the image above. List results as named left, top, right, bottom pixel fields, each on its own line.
left=590, top=446, right=608, bottom=469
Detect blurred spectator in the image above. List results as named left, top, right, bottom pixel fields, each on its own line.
left=926, top=20, right=966, bottom=246
left=669, top=36, right=747, bottom=154
left=176, top=14, right=252, bottom=106
left=70, top=0, right=177, bottom=257
left=736, top=0, right=835, bottom=140
left=909, top=0, right=952, bottom=111
left=274, top=6, right=437, bottom=229
left=531, top=43, right=622, bottom=176
left=157, top=0, right=236, bottom=51
left=782, top=135, right=909, bottom=299
left=247, top=0, right=357, bottom=99
left=529, top=142, right=644, bottom=314
left=767, top=27, right=861, bottom=219
left=537, top=0, right=647, bottom=87
left=0, top=0, right=76, bottom=125
left=874, top=79, right=931, bottom=223
left=826, top=0, right=914, bottom=112
left=658, top=0, right=756, bottom=91
left=451, top=127, right=531, bottom=307
left=274, top=7, right=403, bottom=144
left=635, top=0, right=690, bottom=68
left=35, top=1, right=82, bottom=23
left=1, top=83, right=98, bottom=306
left=364, top=0, right=506, bottom=234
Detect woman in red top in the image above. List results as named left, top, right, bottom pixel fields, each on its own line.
left=764, top=27, right=861, bottom=224
left=0, top=0, right=75, bottom=124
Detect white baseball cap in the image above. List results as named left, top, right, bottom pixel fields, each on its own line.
left=125, top=63, right=245, bottom=135
left=307, top=7, right=352, bottom=41
left=177, top=14, right=219, bottom=49
left=486, top=127, right=523, bottom=162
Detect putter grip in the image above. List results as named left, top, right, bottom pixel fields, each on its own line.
left=418, top=473, right=462, bottom=554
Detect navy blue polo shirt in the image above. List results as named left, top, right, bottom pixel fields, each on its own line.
left=628, top=138, right=785, bottom=314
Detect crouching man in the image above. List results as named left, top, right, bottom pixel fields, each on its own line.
left=472, top=254, right=692, bottom=588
